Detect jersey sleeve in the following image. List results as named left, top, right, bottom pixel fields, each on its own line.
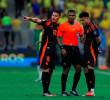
left=93, top=29, right=100, bottom=37
left=57, top=24, right=64, bottom=37
left=90, top=21, right=99, bottom=37
left=79, top=24, right=84, bottom=37
left=39, top=19, right=47, bottom=27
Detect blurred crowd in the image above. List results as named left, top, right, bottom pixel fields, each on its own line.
left=0, top=0, right=110, bottom=67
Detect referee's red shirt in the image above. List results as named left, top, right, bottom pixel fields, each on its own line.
left=57, top=20, right=84, bottom=46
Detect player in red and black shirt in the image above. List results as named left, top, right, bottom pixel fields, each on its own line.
left=24, top=10, right=61, bottom=96
left=79, top=12, right=101, bottom=96
left=57, top=10, right=84, bottom=96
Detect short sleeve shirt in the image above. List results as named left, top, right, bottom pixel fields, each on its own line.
left=57, top=20, right=84, bottom=46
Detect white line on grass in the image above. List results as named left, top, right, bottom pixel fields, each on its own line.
left=95, top=70, right=110, bottom=76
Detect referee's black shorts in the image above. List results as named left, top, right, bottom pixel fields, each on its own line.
left=61, top=45, right=81, bottom=68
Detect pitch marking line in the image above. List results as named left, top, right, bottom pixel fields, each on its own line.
left=95, top=70, right=110, bottom=76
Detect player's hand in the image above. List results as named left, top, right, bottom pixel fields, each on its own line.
left=36, top=41, right=41, bottom=45
left=23, top=16, right=30, bottom=21
left=80, top=35, right=85, bottom=44
left=61, top=48, right=67, bottom=56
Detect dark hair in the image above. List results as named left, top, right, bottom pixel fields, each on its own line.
left=79, top=11, right=89, bottom=18
left=68, top=9, right=76, bottom=14
left=53, top=10, right=61, bottom=16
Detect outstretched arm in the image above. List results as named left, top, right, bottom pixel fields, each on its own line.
left=23, top=16, right=42, bottom=24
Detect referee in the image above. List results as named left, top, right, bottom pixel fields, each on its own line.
left=57, top=10, right=84, bottom=96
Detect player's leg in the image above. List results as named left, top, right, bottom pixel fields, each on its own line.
left=41, top=67, right=53, bottom=96
left=70, top=64, right=81, bottom=96
left=61, top=47, right=71, bottom=96
left=35, top=65, right=42, bottom=82
left=38, top=65, right=42, bottom=81
left=46, top=49, right=58, bottom=95
left=82, top=47, right=92, bottom=93
left=35, top=54, right=42, bottom=82
left=46, top=68, right=54, bottom=93
left=61, top=66, right=70, bottom=96
left=84, top=66, right=95, bottom=96
left=84, top=51, right=96, bottom=96
left=41, top=50, right=56, bottom=96
left=84, top=67, right=91, bottom=90
left=40, top=49, right=50, bottom=95
left=71, top=47, right=81, bottom=96
left=88, top=66, right=95, bottom=92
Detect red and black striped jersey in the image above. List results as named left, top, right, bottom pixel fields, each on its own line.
left=84, top=21, right=99, bottom=47
left=39, top=19, right=59, bottom=58
left=40, top=19, right=59, bottom=48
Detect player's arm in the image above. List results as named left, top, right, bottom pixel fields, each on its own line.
left=95, top=36, right=101, bottom=46
left=57, top=37, right=63, bottom=49
left=57, top=25, right=66, bottom=56
left=91, top=21, right=101, bottom=46
left=79, top=23, right=85, bottom=43
left=80, top=34, right=85, bottom=43
left=23, top=16, right=42, bottom=24
left=93, top=29, right=101, bottom=46
left=57, top=37, right=67, bottom=56
left=57, top=24, right=64, bottom=49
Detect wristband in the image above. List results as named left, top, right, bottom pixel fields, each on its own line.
left=60, top=45, right=64, bottom=49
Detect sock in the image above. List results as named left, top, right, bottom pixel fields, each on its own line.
left=61, top=74, right=68, bottom=92
left=42, top=72, right=49, bottom=93
left=91, top=88, right=94, bottom=93
left=89, top=69, right=95, bottom=90
left=85, top=72, right=91, bottom=91
left=47, top=69, right=53, bottom=92
left=72, top=70, right=81, bottom=90
left=37, top=66, right=42, bottom=80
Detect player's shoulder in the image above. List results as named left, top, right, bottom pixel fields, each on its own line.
left=39, top=19, right=47, bottom=24
left=89, top=20, right=98, bottom=30
left=42, top=19, right=48, bottom=22
left=59, top=21, right=68, bottom=27
left=74, top=20, right=83, bottom=28
left=74, top=20, right=81, bottom=25
left=42, top=19, right=51, bottom=26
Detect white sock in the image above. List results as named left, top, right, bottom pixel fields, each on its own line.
left=37, top=65, right=42, bottom=80
left=91, top=89, right=94, bottom=93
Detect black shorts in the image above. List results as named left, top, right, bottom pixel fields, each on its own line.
left=62, top=45, right=81, bottom=68
left=40, top=46, right=57, bottom=70
left=83, top=45, right=98, bottom=67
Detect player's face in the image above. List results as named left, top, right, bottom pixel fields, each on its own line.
left=80, top=17, right=89, bottom=25
left=68, top=12, right=76, bottom=22
left=51, top=12, right=60, bottom=23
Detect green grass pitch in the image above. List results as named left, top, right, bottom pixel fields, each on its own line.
left=0, top=66, right=110, bottom=100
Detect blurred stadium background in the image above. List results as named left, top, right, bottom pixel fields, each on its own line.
left=0, top=0, right=110, bottom=100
